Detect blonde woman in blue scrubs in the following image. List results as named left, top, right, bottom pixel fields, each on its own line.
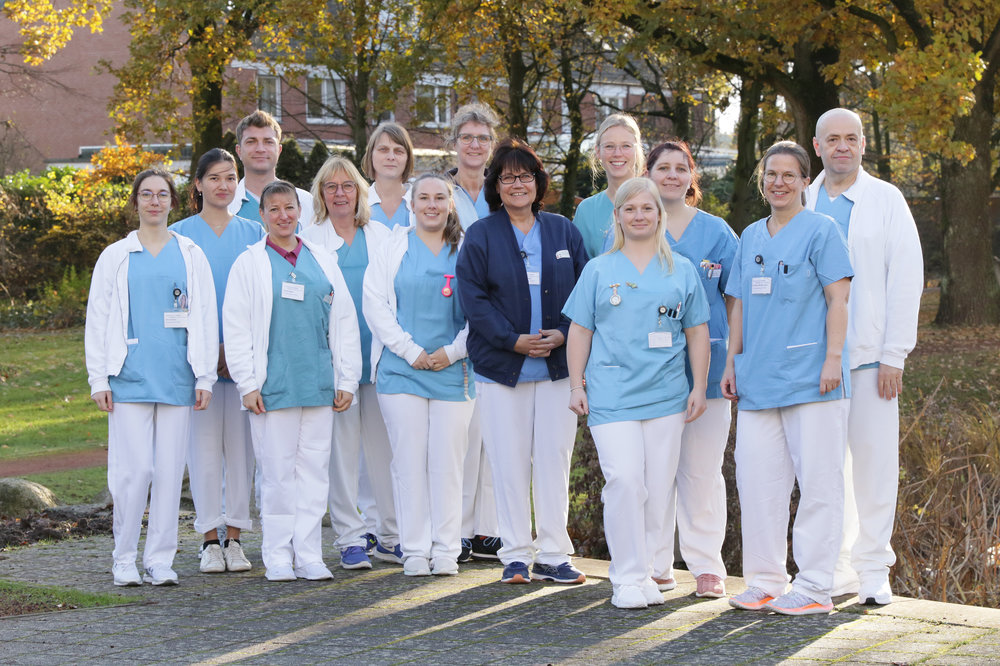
left=363, top=121, right=414, bottom=229
left=564, top=177, right=710, bottom=609
left=723, top=141, right=852, bottom=616
left=363, top=173, right=475, bottom=577
left=572, top=113, right=645, bottom=258
left=86, top=169, right=218, bottom=587
left=224, top=181, right=361, bottom=583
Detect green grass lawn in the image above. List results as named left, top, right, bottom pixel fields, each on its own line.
left=0, top=328, right=107, bottom=461
left=20, top=467, right=108, bottom=505
left=0, top=580, right=126, bottom=617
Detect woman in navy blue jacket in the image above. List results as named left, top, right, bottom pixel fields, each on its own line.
left=457, top=138, right=588, bottom=585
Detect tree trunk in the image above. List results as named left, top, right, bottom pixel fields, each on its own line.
left=558, top=49, right=585, bottom=218
left=187, top=24, right=224, bottom=177
left=728, top=78, right=766, bottom=233
left=935, top=73, right=1000, bottom=325
left=504, top=39, right=528, bottom=140
left=350, top=61, right=370, bottom=170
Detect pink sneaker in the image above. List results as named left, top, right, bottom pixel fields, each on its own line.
left=652, top=576, right=676, bottom=591
left=695, top=573, right=726, bottom=598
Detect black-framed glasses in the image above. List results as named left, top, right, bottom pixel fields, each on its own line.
left=498, top=172, right=536, bottom=185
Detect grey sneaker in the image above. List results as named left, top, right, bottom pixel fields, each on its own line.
left=143, top=565, right=179, bottom=586
left=200, top=543, right=226, bottom=573
left=223, top=540, right=252, bottom=572
left=112, top=562, right=141, bottom=587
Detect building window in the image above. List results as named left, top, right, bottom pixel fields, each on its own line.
left=306, top=77, right=345, bottom=123
left=414, top=84, right=451, bottom=127
left=595, top=95, right=626, bottom=127
left=257, top=75, right=280, bottom=119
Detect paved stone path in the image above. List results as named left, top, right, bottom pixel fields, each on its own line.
left=2, top=518, right=999, bottom=665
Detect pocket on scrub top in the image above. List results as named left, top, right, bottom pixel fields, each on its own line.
left=586, top=364, right=622, bottom=393
left=778, top=264, right=815, bottom=303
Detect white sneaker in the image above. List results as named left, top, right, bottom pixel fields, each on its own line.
left=403, top=556, right=431, bottom=576
left=611, top=585, right=648, bottom=609
left=641, top=579, right=665, bottom=606
left=223, top=540, right=252, bottom=572
left=859, top=578, right=892, bottom=606
left=431, top=557, right=458, bottom=576
left=652, top=576, right=676, bottom=592
left=112, top=562, right=141, bottom=587
left=199, top=543, right=226, bottom=573
left=143, top=565, right=179, bottom=586
left=294, top=562, right=334, bottom=580
left=265, top=564, right=296, bottom=582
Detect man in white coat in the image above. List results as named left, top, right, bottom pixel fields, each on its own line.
left=806, top=108, right=923, bottom=606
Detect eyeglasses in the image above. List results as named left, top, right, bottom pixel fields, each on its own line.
left=600, top=142, right=635, bottom=154
left=498, top=172, right=536, bottom=185
left=323, top=181, right=357, bottom=194
left=138, top=191, right=171, bottom=202
left=763, top=171, right=801, bottom=184
left=458, top=133, right=492, bottom=146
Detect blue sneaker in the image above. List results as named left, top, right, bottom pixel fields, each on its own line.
left=531, top=561, right=585, bottom=584
left=363, top=533, right=377, bottom=555
left=458, top=538, right=473, bottom=564
left=501, top=561, right=530, bottom=584
left=340, top=545, right=372, bottom=570
left=373, top=541, right=403, bottom=565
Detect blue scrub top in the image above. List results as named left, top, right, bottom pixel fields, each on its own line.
left=725, top=209, right=854, bottom=411
left=260, top=245, right=336, bottom=411
left=814, top=184, right=855, bottom=241
left=562, top=251, right=710, bottom=426
left=109, top=237, right=196, bottom=406
left=169, top=214, right=265, bottom=345
left=371, top=201, right=411, bottom=228
left=572, top=191, right=614, bottom=259
left=376, top=234, right=474, bottom=402
left=337, top=229, right=373, bottom=384
left=454, top=183, right=490, bottom=230
left=236, top=191, right=263, bottom=227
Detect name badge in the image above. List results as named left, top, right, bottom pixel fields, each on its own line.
left=751, top=276, right=772, bottom=295
left=164, top=311, right=189, bottom=328
left=555, top=249, right=570, bottom=259
left=648, top=331, right=672, bottom=348
left=526, top=271, right=541, bottom=285
left=281, top=282, right=305, bottom=301
left=709, top=267, right=722, bottom=279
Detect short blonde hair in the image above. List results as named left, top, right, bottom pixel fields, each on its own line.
left=310, top=156, right=371, bottom=227
left=607, top=177, right=673, bottom=272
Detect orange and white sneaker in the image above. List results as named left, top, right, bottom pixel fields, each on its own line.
left=695, top=573, right=726, bottom=598
left=728, top=585, right=774, bottom=610
left=765, top=590, right=833, bottom=615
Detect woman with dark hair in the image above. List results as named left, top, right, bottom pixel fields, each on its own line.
left=86, top=168, right=218, bottom=586
left=722, top=141, right=852, bottom=615
left=363, top=173, right=474, bottom=576
left=362, top=121, right=415, bottom=228
left=457, top=139, right=589, bottom=585
left=171, top=148, right=264, bottom=575
left=224, top=180, right=361, bottom=583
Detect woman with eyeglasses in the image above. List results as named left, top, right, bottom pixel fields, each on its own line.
left=86, top=168, right=218, bottom=587
left=301, top=156, right=399, bottom=571
left=457, top=138, right=589, bottom=585
left=170, top=148, right=264, bottom=575
left=722, top=141, right=852, bottom=616
left=446, top=104, right=504, bottom=562
left=573, top=113, right=645, bottom=259
left=363, top=122, right=415, bottom=228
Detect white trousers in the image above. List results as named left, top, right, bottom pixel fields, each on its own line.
left=108, top=402, right=190, bottom=569
left=592, top=413, right=686, bottom=588
left=477, top=379, right=577, bottom=566
left=652, top=398, right=731, bottom=579
left=328, top=384, right=397, bottom=549
left=358, top=450, right=378, bottom=534
left=735, top=399, right=848, bottom=605
left=249, top=406, right=332, bottom=570
left=461, top=401, right=500, bottom=537
left=833, top=367, right=900, bottom=590
left=379, top=393, right=475, bottom=561
left=188, top=382, right=254, bottom=534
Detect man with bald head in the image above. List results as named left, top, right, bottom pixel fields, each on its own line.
left=806, top=108, right=923, bottom=606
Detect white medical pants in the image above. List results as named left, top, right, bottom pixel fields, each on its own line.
left=735, top=399, right=848, bottom=605
left=477, top=378, right=577, bottom=566
left=188, top=382, right=254, bottom=534
left=328, top=384, right=397, bottom=549
left=249, top=406, right=332, bottom=570
left=108, top=402, right=190, bottom=569
left=592, top=412, right=685, bottom=588
left=461, top=402, right=500, bottom=538
left=379, top=392, right=474, bottom=562
left=833, top=367, right=900, bottom=591
left=653, top=398, right=731, bottom=580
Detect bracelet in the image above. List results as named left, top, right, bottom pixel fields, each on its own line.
left=570, top=385, right=584, bottom=392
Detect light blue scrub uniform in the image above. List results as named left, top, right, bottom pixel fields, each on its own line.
left=724, top=209, right=853, bottom=411
left=336, top=230, right=373, bottom=384
left=376, top=234, right=474, bottom=402
left=109, top=237, right=196, bottom=405
left=260, top=245, right=336, bottom=411
left=236, top=192, right=263, bottom=226
left=572, top=191, right=614, bottom=259
left=562, top=252, right=710, bottom=426
left=371, top=201, right=411, bottom=229
left=814, top=187, right=875, bottom=372
left=454, top=183, right=490, bottom=230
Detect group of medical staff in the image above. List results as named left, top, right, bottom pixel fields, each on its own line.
left=84, top=105, right=871, bottom=615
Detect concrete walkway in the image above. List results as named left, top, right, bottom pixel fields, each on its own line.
left=1, top=519, right=999, bottom=665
